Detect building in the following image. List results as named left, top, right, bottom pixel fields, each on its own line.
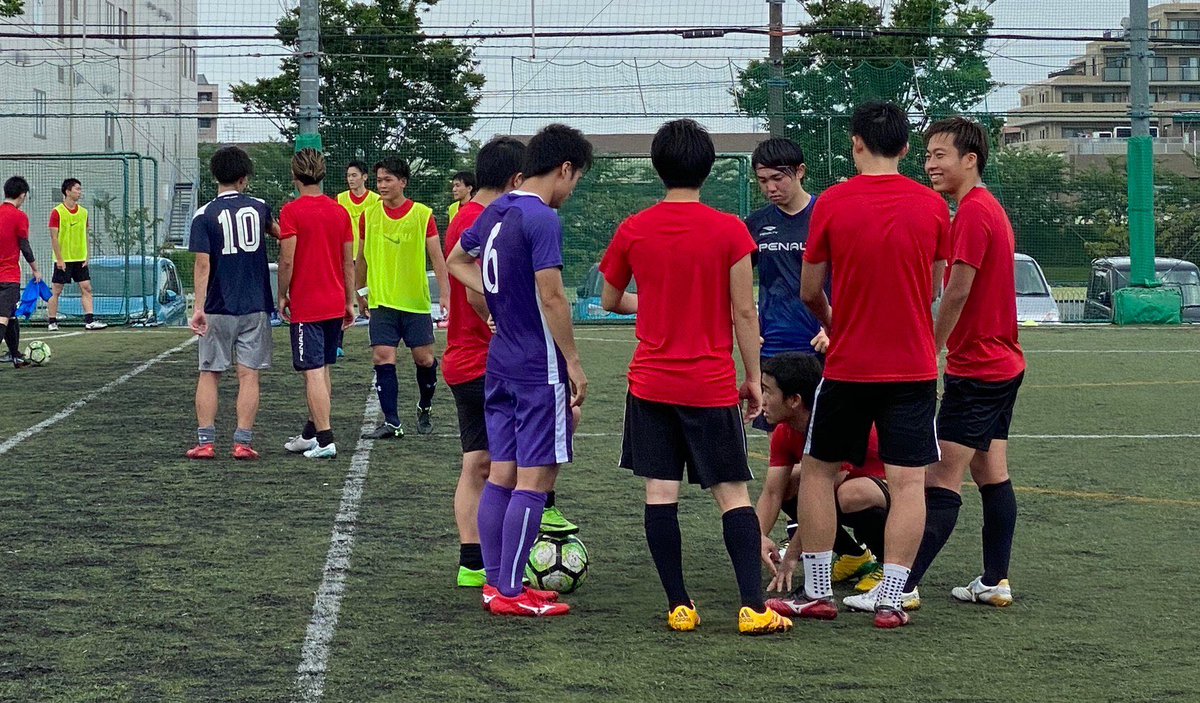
left=1008, top=1, right=1200, bottom=155
left=508, top=132, right=768, bottom=155
left=197, top=74, right=218, bottom=143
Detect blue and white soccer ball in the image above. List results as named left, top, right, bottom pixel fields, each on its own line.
left=24, top=341, right=51, bottom=365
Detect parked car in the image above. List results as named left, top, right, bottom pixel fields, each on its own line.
left=56, top=255, right=187, bottom=326
left=1015, top=253, right=1060, bottom=323
left=1084, top=256, right=1200, bottom=322
left=574, top=263, right=636, bottom=322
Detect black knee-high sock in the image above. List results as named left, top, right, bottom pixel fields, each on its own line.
left=544, top=490, right=556, bottom=509
left=374, top=364, right=400, bottom=426
left=0, top=321, right=9, bottom=356
left=781, top=495, right=798, bottom=524
left=5, top=318, right=18, bottom=356
left=833, top=524, right=865, bottom=557
left=841, top=507, right=887, bottom=558
left=416, top=360, right=438, bottom=410
left=980, top=480, right=1017, bottom=586
left=904, top=487, right=963, bottom=591
left=722, top=506, right=765, bottom=610
left=459, top=542, right=484, bottom=570
left=645, top=503, right=690, bottom=610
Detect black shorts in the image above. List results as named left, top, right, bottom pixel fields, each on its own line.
left=619, top=393, right=752, bottom=490
left=937, top=372, right=1024, bottom=452
left=450, top=376, right=489, bottom=454
left=368, top=306, right=434, bottom=349
left=290, top=319, right=341, bottom=371
left=0, top=283, right=19, bottom=317
left=52, top=261, right=90, bottom=285
left=808, top=380, right=939, bottom=469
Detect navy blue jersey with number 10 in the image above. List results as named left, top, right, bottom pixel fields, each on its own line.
left=189, top=191, right=275, bottom=316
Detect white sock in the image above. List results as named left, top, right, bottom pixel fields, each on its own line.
left=802, top=551, right=834, bottom=599
left=878, top=563, right=911, bottom=610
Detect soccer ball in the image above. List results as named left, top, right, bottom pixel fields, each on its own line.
left=24, top=341, right=51, bottom=365
left=525, top=534, right=589, bottom=594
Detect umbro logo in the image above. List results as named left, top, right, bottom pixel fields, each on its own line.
left=518, top=603, right=554, bottom=615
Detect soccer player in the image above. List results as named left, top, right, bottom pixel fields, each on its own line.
left=447, top=170, right=476, bottom=224
left=46, top=178, right=106, bottom=331
left=0, top=176, right=43, bottom=368
left=900, top=117, right=1025, bottom=607
left=356, top=157, right=450, bottom=439
left=600, top=119, right=791, bottom=635
left=446, top=123, right=592, bottom=618
left=186, top=146, right=276, bottom=460
left=772, top=101, right=950, bottom=629
left=337, top=160, right=379, bottom=332
left=277, top=149, right=356, bottom=459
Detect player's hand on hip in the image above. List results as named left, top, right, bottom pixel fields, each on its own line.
left=55, top=260, right=66, bottom=271
left=567, top=360, right=588, bottom=407
left=811, top=328, right=830, bottom=354
left=761, top=534, right=780, bottom=574
left=189, top=311, right=207, bottom=337
left=769, top=548, right=799, bottom=593
left=740, top=378, right=763, bottom=423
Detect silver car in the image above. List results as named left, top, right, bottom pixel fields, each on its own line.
left=1015, top=253, right=1060, bottom=323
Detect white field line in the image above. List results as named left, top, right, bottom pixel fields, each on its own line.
left=293, top=391, right=381, bottom=703
left=23, top=331, right=85, bottom=343
left=0, top=336, right=197, bottom=456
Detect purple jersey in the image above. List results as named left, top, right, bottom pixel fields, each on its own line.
left=460, top=191, right=567, bottom=385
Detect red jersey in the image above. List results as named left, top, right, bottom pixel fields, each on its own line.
left=769, top=422, right=885, bottom=480
left=47, top=204, right=79, bottom=228
left=601, top=201, right=757, bottom=408
left=278, top=195, right=354, bottom=323
left=0, top=203, right=30, bottom=284
left=804, top=174, right=951, bottom=383
left=944, top=188, right=1025, bottom=382
left=442, top=201, right=491, bottom=385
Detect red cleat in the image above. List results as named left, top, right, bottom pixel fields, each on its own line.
left=232, top=443, right=260, bottom=460
left=765, top=589, right=839, bottom=620
left=874, top=605, right=911, bottom=629
left=481, top=584, right=559, bottom=610
left=186, top=443, right=216, bottom=460
left=488, top=589, right=570, bottom=617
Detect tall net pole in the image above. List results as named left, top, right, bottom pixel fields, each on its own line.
left=296, top=0, right=322, bottom=151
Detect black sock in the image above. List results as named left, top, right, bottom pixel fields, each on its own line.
left=302, top=420, right=317, bottom=440
left=722, top=506, right=765, bottom=610
left=781, top=495, right=799, bottom=524
left=833, top=524, right=866, bottom=557
left=905, top=487, right=963, bottom=591
left=644, top=503, right=690, bottom=610
left=47, top=317, right=57, bottom=325
left=545, top=490, right=556, bottom=509
left=0, top=321, right=8, bottom=356
left=416, top=360, right=438, bottom=410
left=980, top=480, right=1017, bottom=586
left=84, top=313, right=94, bottom=324
left=5, top=319, right=18, bottom=357
left=459, top=542, right=484, bottom=571
left=374, top=364, right=400, bottom=426
left=841, top=507, right=887, bottom=558
left=316, top=429, right=335, bottom=447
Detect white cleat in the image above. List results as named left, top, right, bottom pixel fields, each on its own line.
left=84, top=320, right=108, bottom=330
left=303, top=443, right=337, bottom=459
left=46, top=322, right=59, bottom=331
left=284, top=435, right=318, bottom=453
left=842, top=584, right=921, bottom=612
left=952, top=577, right=1013, bottom=607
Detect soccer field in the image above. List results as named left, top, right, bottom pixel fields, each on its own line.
left=1, top=325, right=1197, bottom=702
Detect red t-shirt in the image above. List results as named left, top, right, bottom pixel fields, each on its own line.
left=349, top=190, right=369, bottom=242
left=442, top=201, right=491, bottom=386
left=601, top=201, right=757, bottom=408
left=47, top=204, right=79, bottom=228
left=944, top=188, right=1025, bottom=382
left=804, top=174, right=951, bottom=383
left=0, top=203, right=30, bottom=284
left=769, top=422, right=885, bottom=480
left=384, top=200, right=439, bottom=239
left=278, top=195, right=354, bottom=323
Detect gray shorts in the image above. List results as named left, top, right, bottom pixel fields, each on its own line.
left=198, top=312, right=273, bottom=372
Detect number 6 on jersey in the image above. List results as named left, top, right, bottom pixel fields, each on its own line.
left=482, top=222, right=502, bottom=294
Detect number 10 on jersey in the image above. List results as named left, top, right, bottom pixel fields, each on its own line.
left=218, top=206, right=262, bottom=255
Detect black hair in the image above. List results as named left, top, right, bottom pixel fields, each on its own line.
left=752, top=138, right=806, bottom=173
left=61, top=178, right=81, bottom=195
left=762, top=352, right=825, bottom=411
left=849, top=101, right=910, bottom=158
left=209, top=146, right=255, bottom=185
left=475, top=137, right=526, bottom=190
left=373, top=157, right=410, bottom=181
left=924, top=116, right=989, bottom=175
left=452, top=170, right=477, bottom=192
left=650, top=119, right=715, bottom=189
left=523, top=124, right=593, bottom=179
left=4, top=176, right=30, bottom=200
left=346, top=160, right=369, bottom=175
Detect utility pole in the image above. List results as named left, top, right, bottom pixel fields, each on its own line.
left=768, top=0, right=785, bottom=138
left=296, top=0, right=322, bottom=151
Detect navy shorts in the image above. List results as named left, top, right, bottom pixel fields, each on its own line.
left=937, top=372, right=1024, bottom=451
left=619, top=393, right=752, bottom=490
left=52, top=261, right=90, bottom=285
left=0, top=283, right=19, bottom=317
left=807, top=380, right=939, bottom=469
left=290, top=319, right=341, bottom=371
left=368, top=306, right=434, bottom=349
left=484, top=375, right=573, bottom=467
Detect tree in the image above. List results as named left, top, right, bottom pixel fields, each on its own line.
left=989, top=148, right=1080, bottom=270
left=231, top=0, right=485, bottom=206
left=1, top=1, right=23, bottom=18
left=735, top=0, right=994, bottom=188
left=197, top=142, right=294, bottom=260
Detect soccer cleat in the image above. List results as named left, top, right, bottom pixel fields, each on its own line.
left=232, top=443, right=260, bottom=460
left=304, top=443, right=337, bottom=459
left=416, top=406, right=433, bottom=435
left=777, top=539, right=790, bottom=562
left=0, top=352, right=10, bottom=363
left=457, top=566, right=486, bottom=588
left=488, top=589, right=570, bottom=617
left=855, top=565, right=884, bottom=593
left=481, top=583, right=560, bottom=610
left=667, top=602, right=701, bottom=632
left=842, top=585, right=921, bottom=612
left=284, top=435, right=318, bottom=453
left=738, top=606, right=793, bottom=635
left=11, top=355, right=30, bottom=369
left=362, top=422, right=403, bottom=440
left=46, top=322, right=59, bottom=331
left=952, top=577, right=1013, bottom=607
left=186, top=443, right=216, bottom=460
left=539, top=506, right=579, bottom=535
left=832, top=550, right=877, bottom=583
left=765, top=588, right=838, bottom=620
left=874, top=604, right=911, bottom=629
left=84, top=320, right=108, bottom=330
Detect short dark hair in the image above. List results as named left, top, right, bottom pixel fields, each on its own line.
left=475, top=137, right=526, bottom=190
left=752, top=138, right=806, bottom=173
left=373, top=157, right=410, bottom=181
left=4, top=176, right=29, bottom=200
left=452, top=170, right=477, bottom=191
left=346, top=160, right=369, bottom=175
left=291, top=148, right=326, bottom=186
left=850, top=101, right=910, bottom=158
left=61, top=178, right=81, bottom=195
left=210, top=146, right=255, bottom=185
left=523, top=124, right=593, bottom=179
left=762, top=352, right=825, bottom=411
left=924, top=117, right=989, bottom=175
left=650, top=119, right=715, bottom=189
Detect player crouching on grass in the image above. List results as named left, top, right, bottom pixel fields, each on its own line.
left=599, top=119, right=791, bottom=636
left=277, top=148, right=356, bottom=459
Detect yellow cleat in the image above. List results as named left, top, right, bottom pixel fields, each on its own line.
left=667, top=602, right=700, bottom=631
left=738, top=606, right=793, bottom=636
left=854, top=565, right=884, bottom=593
left=832, top=550, right=877, bottom=583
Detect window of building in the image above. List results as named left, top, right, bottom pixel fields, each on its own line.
left=1151, top=56, right=1168, bottom=81
left=1062, top=127, right=1092, bottom=138
left=33, top=89, right=47, bottom=139
left=1181, top=92, right=1200, bottom=102
left=118, top=8, right=129, bottom=48
left=104, top=113, right=116, bottom=152
left=198, top=91, right=213, bottom=102
left=180, top=46, right=197, bottom=80
left=1062, top=92, right=1085, bottom=103
left=1095, top=92, right=1128, bottom=103
left=1169, top=19, right=1200, bottom=41
left=198, top=118, right=213, bottom=129
left=1104, top=56, right=1129, bottom=82
left=103, top=1, right=119, bottom=44
left=1181, top=57, right=1199, bottom=81
left=57, top=65, right=65, bottom=84
left=1039, top=128, right=1047, bottom=139
left=72, top=0, right=78, bottom=19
